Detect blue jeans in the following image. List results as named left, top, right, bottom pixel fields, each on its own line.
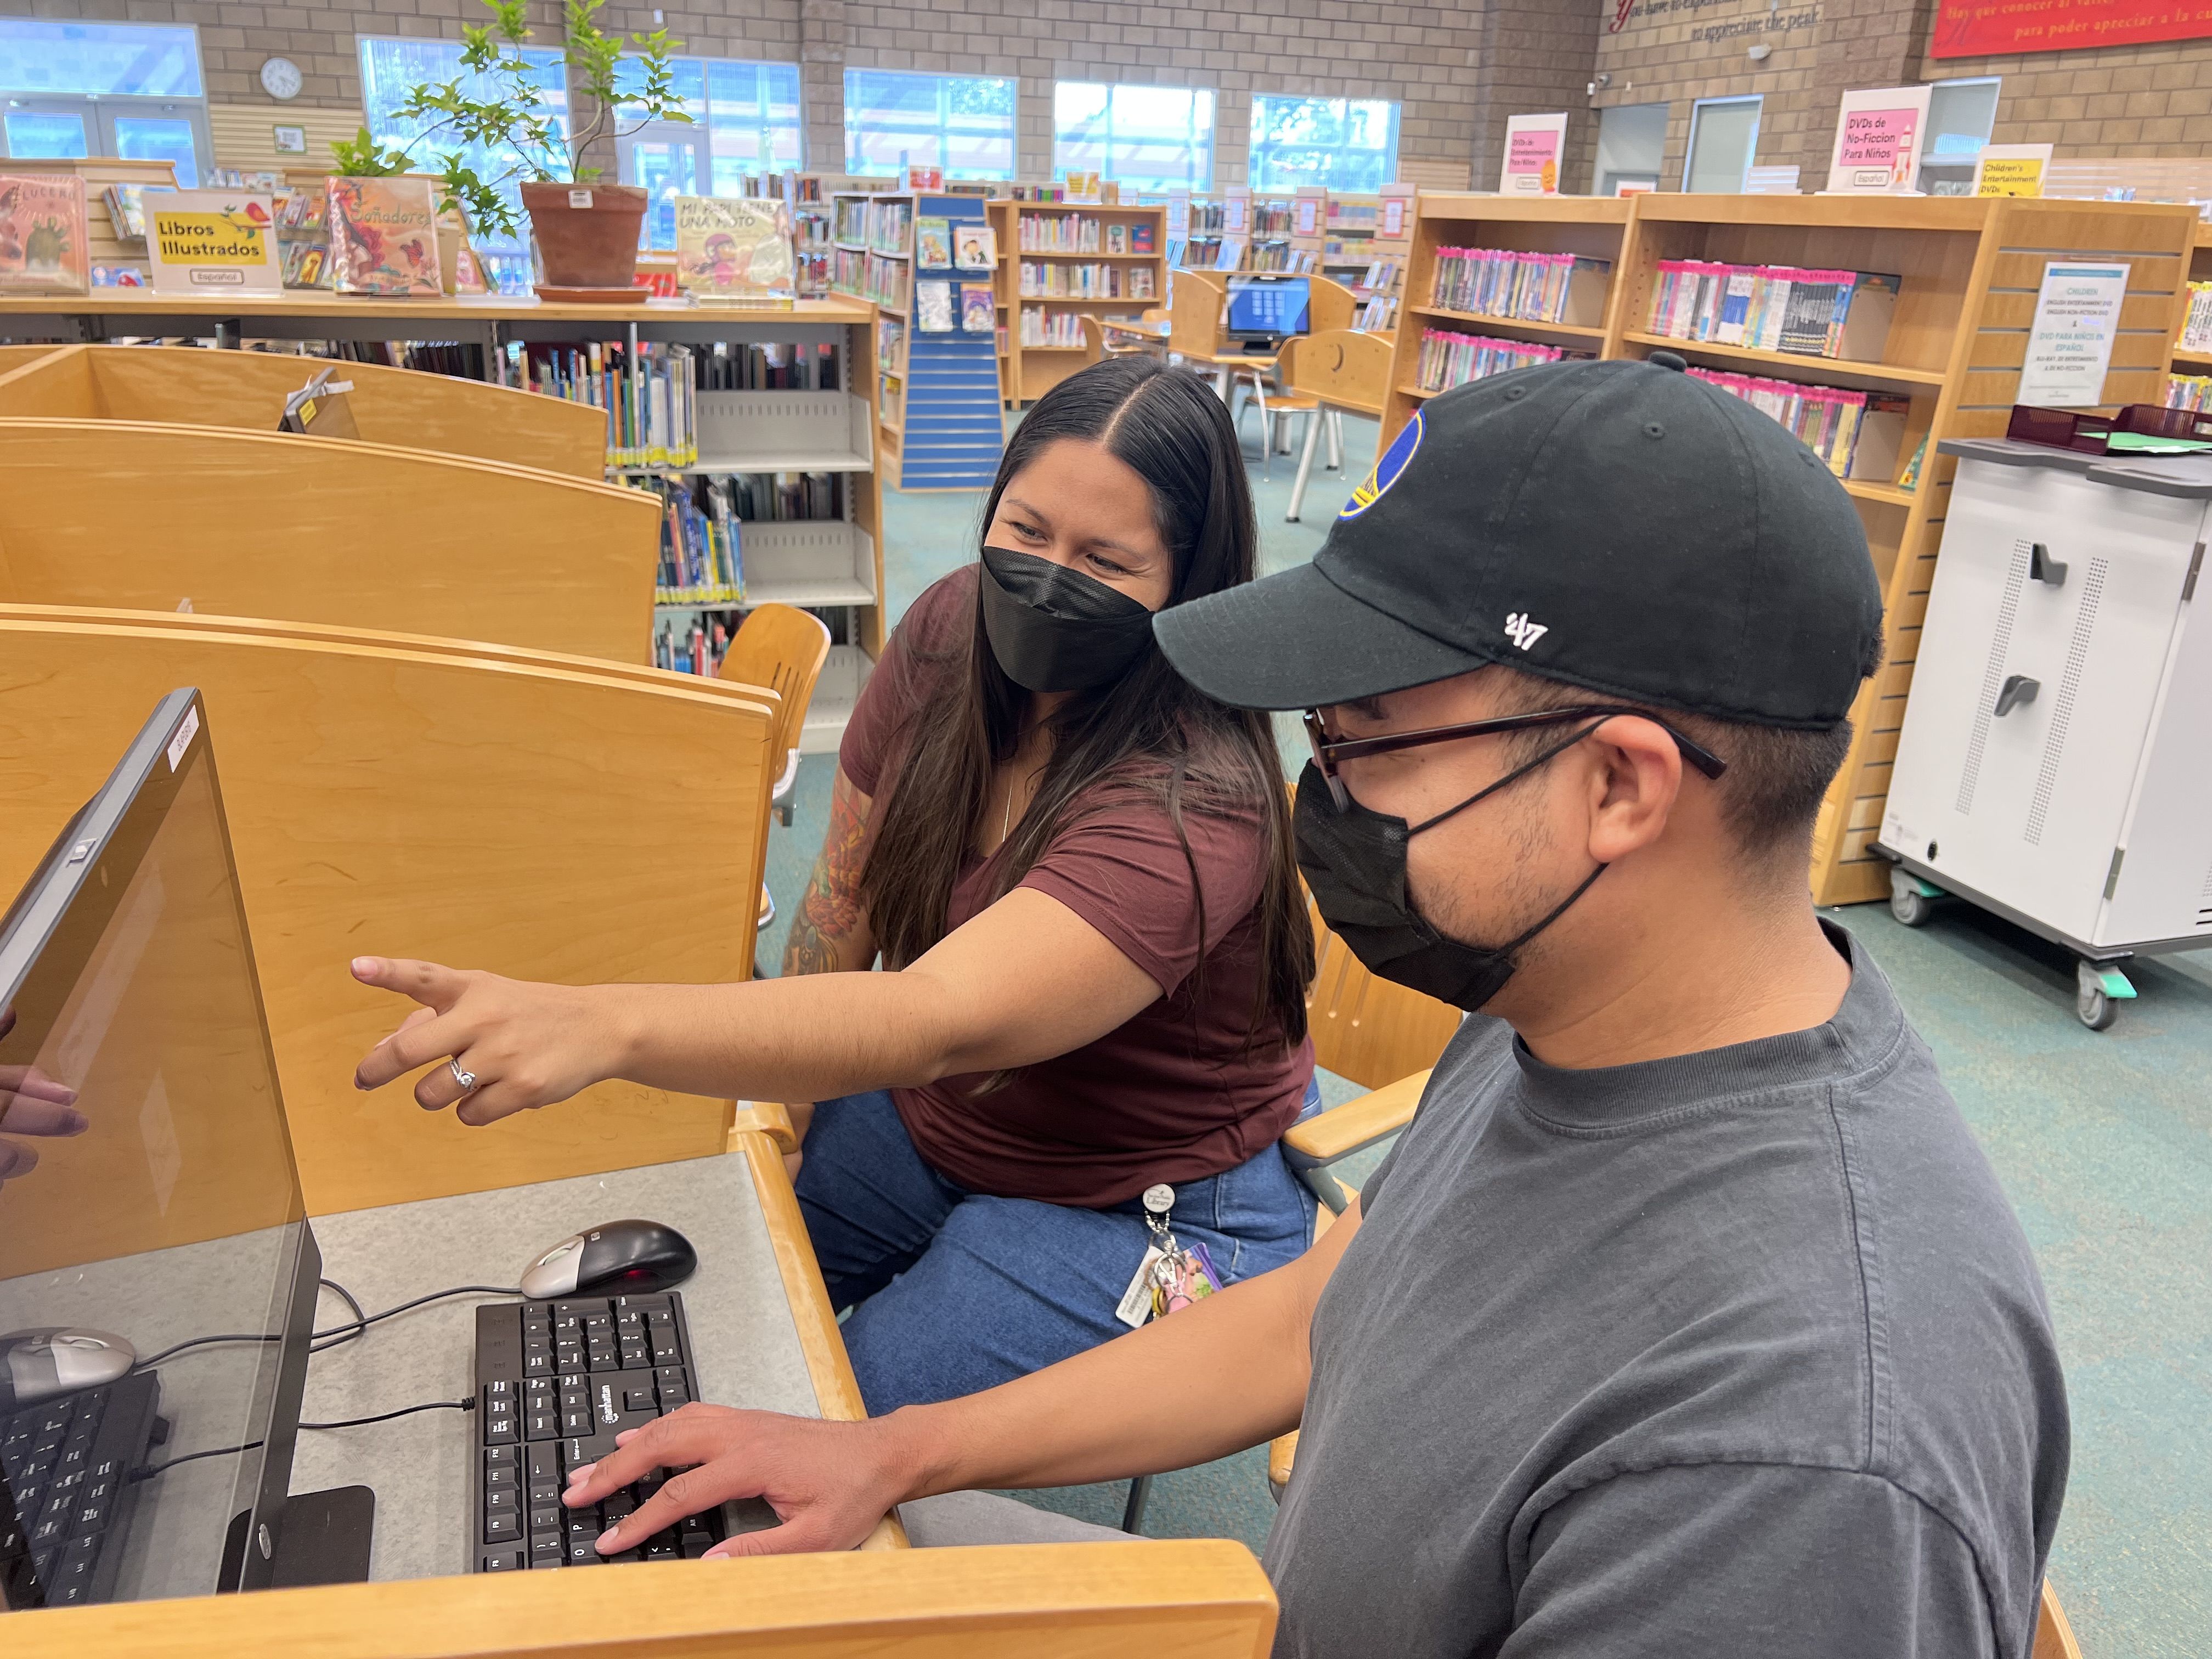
left=794, top=1084, right=1321, bottom=1414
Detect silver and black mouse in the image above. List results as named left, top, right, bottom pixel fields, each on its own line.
left=0, top=1328, right=136, bottom=1409
left=518, top=1219, right=697, bottom=1301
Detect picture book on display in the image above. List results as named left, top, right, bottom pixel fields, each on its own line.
left=325, top=177, right=441, bottom=296
left=916, top=279, right=955, bottom=332
left=953, top=222, right=996, bottom=270
left=960, top=283, right=994, bottom=332
left=105, top=181, right=176, bottom=241
left=0, top=174, right=91, bottom=294
left=146, top=191, right=281, bottom=295
left=916, top=216, right=954, bottom=269
left=674, top=196, right=794, bottom=303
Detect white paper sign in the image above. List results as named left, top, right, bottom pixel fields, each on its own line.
left=1826, top=86, right=1933, bottom=194
left=2017, top=262, right=2129, bottom=408
left=1500, top=112, right=1569, bottom=195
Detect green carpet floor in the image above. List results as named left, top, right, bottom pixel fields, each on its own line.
left=754, top=410, right=2210, bottom=1657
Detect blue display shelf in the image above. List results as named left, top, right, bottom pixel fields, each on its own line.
left=896, top=193, right=1005, bottom=491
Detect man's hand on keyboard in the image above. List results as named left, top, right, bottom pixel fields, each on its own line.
left=563, top=1403, right=907, bottom=1560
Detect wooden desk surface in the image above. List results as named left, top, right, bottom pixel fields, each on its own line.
left=1176, top=346, right=1278, bottom=371
left=0, top=291, right=876, bottom=326
left=1102, top=319, right=1170, bottom=339
left=293, top=1148, right=815, bottom=1581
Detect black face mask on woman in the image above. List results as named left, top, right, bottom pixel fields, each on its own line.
left=1291, top=736, right=1605, bottom=1013
left=978, top=545, right=1158, bottom=693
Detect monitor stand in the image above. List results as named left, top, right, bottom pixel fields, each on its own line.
left=269, top=1487, right=376, bottom=1588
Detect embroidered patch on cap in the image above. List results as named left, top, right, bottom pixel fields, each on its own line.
left=1340, top=407, right=1423, bottom=520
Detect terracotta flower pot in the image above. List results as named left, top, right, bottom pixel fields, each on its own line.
left=521, top=182, right=648, bottom=290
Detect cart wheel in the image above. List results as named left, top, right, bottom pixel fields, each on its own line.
left=1888, top=867, right=1936, bottom=927
left=2074, top=961, right=2120, bottom=1031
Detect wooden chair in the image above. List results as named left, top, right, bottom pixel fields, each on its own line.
left=2034, top=1579, right=2083, bottom=1659
left=0, top=343, right=608, bottom=477
left=0, top=1539, right=1277, bottom=1657
left=0, top=419, right=656, bottom=662
left=1307, top=274, right=1359, bottom=336
left=0, top=610, right=781, bottom=1216
left=720, top=603, right=834, bottom=933
left=1231, top=336, right=1328, bottom=484
left=1279, top=329, right=1394, bottom=523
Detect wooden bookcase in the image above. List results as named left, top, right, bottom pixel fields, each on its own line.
left=992, top=199, right=1167, bottom=404
left=1375, top=191, right=2197, bottom=907
left=2165, top=219, right=2212, bottom=396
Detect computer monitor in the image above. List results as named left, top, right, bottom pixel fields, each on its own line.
left=1225, top=275, right=1312, bottom=346
left=0, top=689, right=325, bottom=1607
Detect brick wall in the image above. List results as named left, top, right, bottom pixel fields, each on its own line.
left=1917, top=36, right=2212, bottom=155
left=1476, top=0, right=1602, bottom=194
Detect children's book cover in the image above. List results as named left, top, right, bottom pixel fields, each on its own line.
left=953, top=222, right=996, bottom=270
left=916, top=279, right=955, bottom=332
left=960, top=283, right=995, bottom=332
left=0, top=175, right=91, bottom=294
left=674, top=196, right=795, bottom=302
left=325, top=176, right=441, bottom=296
left=915, top=215, right=954, bottom=269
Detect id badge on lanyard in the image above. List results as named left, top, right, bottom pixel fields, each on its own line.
left=1114, top=1182, right=1224, bottom=1329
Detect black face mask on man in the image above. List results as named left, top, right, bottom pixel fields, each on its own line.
left=1291, top=728, right=1606, bottom=1013
left=978, top=545, right=1158, bottom=693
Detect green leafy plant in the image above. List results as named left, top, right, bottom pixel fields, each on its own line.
left=375, top=0, right=689, bottom=240
left=329, top=127, right=415, bottom=177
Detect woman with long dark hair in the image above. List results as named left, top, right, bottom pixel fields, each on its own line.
left=349, top=356, right=1317, bottom=1413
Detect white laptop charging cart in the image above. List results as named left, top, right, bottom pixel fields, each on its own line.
left=1876, top=437, right=2212, bottom=1029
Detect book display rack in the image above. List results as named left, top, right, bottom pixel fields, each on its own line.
left=1378, top=191, right=2196, bottom=907
left=0, top=290, right=890, bottom=751
left=990, top=198, right=1167, bottom=405
left=834, top=191, right=1003, bottom=489
left=2163, top=221, right=2212, bottom=411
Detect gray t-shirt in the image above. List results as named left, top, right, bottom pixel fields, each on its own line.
left=1266, top=925, right=2068, bottom=1658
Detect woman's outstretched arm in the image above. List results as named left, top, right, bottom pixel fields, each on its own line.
left=781, top=766, right=878, bottom=977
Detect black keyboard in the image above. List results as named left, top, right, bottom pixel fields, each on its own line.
left=0, top=1370, right=160, bottom=1608
left=470, top=1293, right=724, bottom=1572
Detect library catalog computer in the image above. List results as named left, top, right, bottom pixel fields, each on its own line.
left=0, top=690, right=329, bottom=1607
left=1225, top=275, right=1313, bottom=349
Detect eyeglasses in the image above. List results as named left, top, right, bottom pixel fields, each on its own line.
left=1302, top=704, right=1729, bottom=812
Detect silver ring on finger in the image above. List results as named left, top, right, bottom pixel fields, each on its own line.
left=449, top=1057, right=479, bottom=1096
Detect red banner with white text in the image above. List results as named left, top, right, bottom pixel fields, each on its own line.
left=1933, top=0, right=2212, bottom=57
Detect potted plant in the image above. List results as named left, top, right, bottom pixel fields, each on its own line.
left=379, top=0, right=689, bottom=293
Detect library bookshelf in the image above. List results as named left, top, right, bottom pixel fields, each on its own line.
left=0, top=290, right=891, bottom=753
left=2165, top=220, right=2212, bottom=398
left=991, top=199, right=1167, bottom=405
left=1376, top=190, right=2196, bottom=908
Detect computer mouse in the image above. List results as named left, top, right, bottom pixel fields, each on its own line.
left=519, top=1219, right=697, bottom=1301
left=0, top=1328, right=137, bottom=1410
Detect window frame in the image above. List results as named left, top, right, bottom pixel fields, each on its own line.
left=1246, top=93, right=1401, bottom=194
left=1052, top=80, right=1216, bottom=193
left=842, top=66, right=1017, bottom=182
left=0, top=20, right=212, bottom=184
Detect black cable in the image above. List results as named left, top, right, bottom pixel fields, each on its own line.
left=132, top=1280, right=519, bottom=1369
left=297, top=1397, right=473, bottom=1431
left=131, top=1396, right=478, bottom=1481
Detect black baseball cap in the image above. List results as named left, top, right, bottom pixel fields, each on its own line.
left=1154, top=354, right=1883, bottom=728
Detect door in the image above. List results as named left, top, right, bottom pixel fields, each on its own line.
left=1, top=94, right=206, bottom=185
left=619, top=123, right=706, bottom=251
left=1594, top=102, right=1667, bottom=198
left=2, top=99, right=92, bottom=160
left=1683, top=97, right=1760, bottom=194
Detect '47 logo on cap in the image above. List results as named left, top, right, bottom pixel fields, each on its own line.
left=1504, top=612, right=1549, bottom=651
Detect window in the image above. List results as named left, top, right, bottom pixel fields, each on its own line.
left=0, top=20, right=210, bottom=185
left=843, top=69, right=1015, bottom=180
left=1917, top=77, right=2001, bottom=196
left=614, top=55, right=804, bottom=250
left=1053, top=82, right=1214, bottom=191
left=1683, top=95, right=1760, bottom=193
left=1247, top=94, right=1398, bottom=193
left=1593, top=101, right=1668, bottom=197
left=359, top=35, right=569, bottom=292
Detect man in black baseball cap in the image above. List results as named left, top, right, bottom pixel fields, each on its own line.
left=527, top=359, right=2068, bottom=1659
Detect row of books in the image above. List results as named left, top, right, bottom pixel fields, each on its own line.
left=1246, top=244, right=1319, bottom=274
left=325, top=340, right=482, bottom=376
left=732, top=471, right=843, bottom=522
left=1018, top=215, right=1155, bottom=255
left=918, top=280, right=996, bottom=334
left=1354, top=257, right=1404, bottom=295
left=507, top=341, right=700, bottom=467
left=2165, top=372, right=2212, bottom=413
left=1019, top=308, right=1093, bottom=348
left=1187, top=201, right=1229, bottom=235
left=834, top=247, right=911, bottom=309
left=2179, top=283, right=2212, bottom=353
left=1414, top=330, right=1578, bottom=394
left=877, top=314, right=906, bottom=374
left=1356, top=295, right=1399, bottom=332
left=654, top=617, right=735, bottom=677
left=1430, top=249, right=1608, bottom=324
left=633, top=476, right=743, bottom=604
left=1685, top=368, right=1913, bottom=484
left=1250, top=201, right=1297, bottom=236
left=1015, top=261, right=1156, bottom=300
left=1646, top=262, right=1901, bottom=362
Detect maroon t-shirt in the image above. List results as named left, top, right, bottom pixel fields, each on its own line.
left=838, top=567, right=1313, bottom=1207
